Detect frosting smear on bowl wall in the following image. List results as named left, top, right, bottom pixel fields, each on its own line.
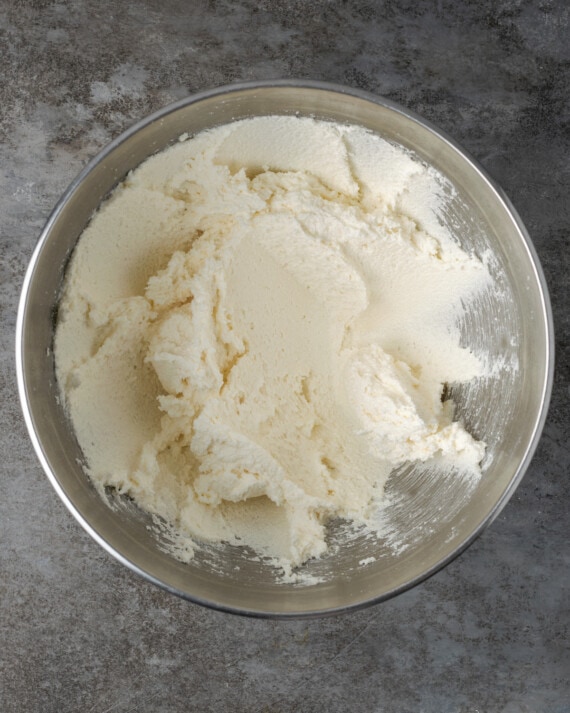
left=55, top=116, right=492, bottom=575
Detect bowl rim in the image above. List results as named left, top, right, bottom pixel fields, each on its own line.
left=15, top=79, right=555, bottom=618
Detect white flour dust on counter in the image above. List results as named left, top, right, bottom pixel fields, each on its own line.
left=55, top=116, right=492, bottom=576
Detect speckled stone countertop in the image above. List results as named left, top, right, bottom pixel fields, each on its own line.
left=1, top=2, right=568, bottom=711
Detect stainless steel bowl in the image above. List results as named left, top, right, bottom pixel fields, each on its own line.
left=16, top=81, right=554, bottom=617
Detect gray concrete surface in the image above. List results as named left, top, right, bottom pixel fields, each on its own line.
left=1, top=1, right=568, bottom=711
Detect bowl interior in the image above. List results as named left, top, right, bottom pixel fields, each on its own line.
left=17, top=83, right=552, bottom=616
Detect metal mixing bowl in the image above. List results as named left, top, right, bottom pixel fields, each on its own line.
left=16, top=81, right=553, bottom=617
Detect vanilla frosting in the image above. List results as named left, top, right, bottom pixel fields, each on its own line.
left=55, top=116, right=491, bottom=572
